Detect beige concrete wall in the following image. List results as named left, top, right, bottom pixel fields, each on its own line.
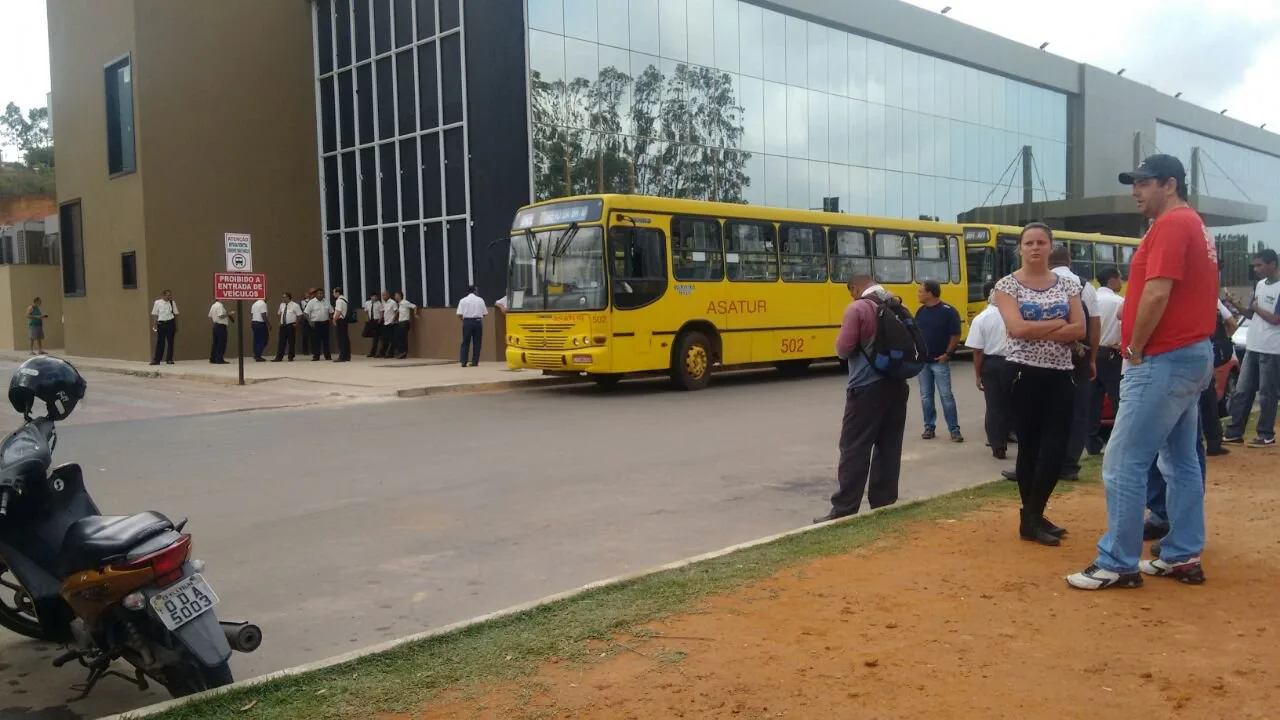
left=132, top=0, right=322, bottom=362
left=47, top=0, right=150, bottom=360
left=0, top=266, right=66, bottom=351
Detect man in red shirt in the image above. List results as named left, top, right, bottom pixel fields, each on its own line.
left=1067, top=154, right=1217, bottom=591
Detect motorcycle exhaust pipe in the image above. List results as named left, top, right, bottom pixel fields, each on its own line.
left=220, top=621, right=262, bottom=653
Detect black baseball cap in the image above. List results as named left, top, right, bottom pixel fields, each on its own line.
left=1119, top=154, right=1186, bottom=185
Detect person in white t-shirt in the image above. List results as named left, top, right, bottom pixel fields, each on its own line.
left=456, top=285, right=488, bottom=367
left=304, top=290, right=332, bottom=361
left=965, top=281, right=1013, bottom=459
left=1225, top=248, right=1280, bottom=447
left=250, top=297, right=270, bottom=362
left=376, top=291, right=398, bottom=358
left=1088, top=267, right=1126, bottom=454
left=331, top=287, right=351, bottom=362
left=207, top=299, right=233, bottom=365
left=393, top=292, right=417, bottom=359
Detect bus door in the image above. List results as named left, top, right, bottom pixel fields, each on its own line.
left=608, top=212, right=668, bottom=366
left=996, top=233, right=1021, bottom=278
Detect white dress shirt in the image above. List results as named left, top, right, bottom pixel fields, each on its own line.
left=1095, top=287, right=1125, bottom=348
left=965, top=303, right=1008, bottom=358
left=151, top=298, right=178, bottom=321
left=278, top=300, right=302, bottom=324
left=304, top=297, right=331, bottom=323
left=251, top=299, right=268, bottom=322
left=364, top=299, right=382, bottom=321
left=382, top=300, right=399, bottom=324
left=1052, top=265, right=1098, bottom=316
left=456, top=293, right=488, bottom=319
left=333, top=296, right=348, bottom=319
left=397, top=299, right=416, bottom=322
left=208, top=301, right=230, bottom=325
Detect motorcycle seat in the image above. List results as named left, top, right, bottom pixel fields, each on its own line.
left=58, top=512, right=175, bottom=576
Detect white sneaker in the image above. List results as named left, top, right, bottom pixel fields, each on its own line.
left=1139, top=556, right=1206, bottom=585
left=1065, top=564, right=1144, bottom=590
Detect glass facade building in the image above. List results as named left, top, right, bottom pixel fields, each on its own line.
left=527, top=0, right=1069, bottom=221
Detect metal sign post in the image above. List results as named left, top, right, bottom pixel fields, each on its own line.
left=214, top=271, right=267, bottom=387
left=236, top=300, right=245, bottom=386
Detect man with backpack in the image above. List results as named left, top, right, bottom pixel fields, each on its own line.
left=1049, top=247, right=1100, bottom=481
left=814, top=271, right=924, bottom=524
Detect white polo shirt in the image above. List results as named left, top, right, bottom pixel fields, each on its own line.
left=965, top=303, right=1008, bottom=358
left=251, top=299, right=268, bottom=322
left=305, top=297, right=330, bottom=323
left=333, top=296, right=348, bottom=319
left=278, top=300, right=302, bottom=324
left=1096, top=286, right=1125, bottom=348
left=397, top=299, right=416, bottom=322
left=208, top=301, right=230, bottom=325
left=457, top=293, right=488, bottom=319
left=382, top=300, right=399, bottom=324
left=152, top=298, right=178, bottom=321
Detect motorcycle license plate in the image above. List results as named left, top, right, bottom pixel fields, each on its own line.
left=150, top=574, right=220, bottom=631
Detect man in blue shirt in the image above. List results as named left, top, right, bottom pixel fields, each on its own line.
left=915, top=280, right=964, bottom=442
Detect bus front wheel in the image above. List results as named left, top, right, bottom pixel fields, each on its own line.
left=671, top=331, right=713, bottom=391
left=592, top=374, right=623, bottom=388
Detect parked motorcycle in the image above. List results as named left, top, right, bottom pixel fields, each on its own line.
left=0, top=355, right=261, bottom=699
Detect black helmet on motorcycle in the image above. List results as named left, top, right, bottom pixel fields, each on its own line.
left=8, top=355, right=86, bottom=421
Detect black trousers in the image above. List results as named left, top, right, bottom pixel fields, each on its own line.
left=460, top=318, right=483, bottom=365
left=1008, top=362, right=1074, bottom=517
left=252, top=321, right=268, bottom=359
left=311, top=320, right=331, bottom=359
left=363, top=321, right=380, bottom=356
left=300, top=320, right=311, bottom=354
left=1199, top=380, right=1224, bottom=452
left=153, top=320, right=176, bottom=363
left=274, top=323, right=296, bottom=360
left=981, top=355, right=1013, bottom=452
left=377, top=323, right=397, bottom=357
left=1088, top=348, right=1123, bottom=454
left=334, top=319, right=351, bottom=360
left=1061, top=361, right=1093, bottom=477
left=394, top=321, right=410, bottom=357
left=210, top=324, right=228, bottom=363
left=830, top=379, right=910, bottom=516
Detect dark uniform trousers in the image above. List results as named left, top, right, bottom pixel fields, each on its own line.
left=274, top=323, right=296, bottom=361
left=981, top=354, right=1013, bottom=452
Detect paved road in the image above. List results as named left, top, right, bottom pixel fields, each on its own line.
left=0, top=363, right=1003, bottom=719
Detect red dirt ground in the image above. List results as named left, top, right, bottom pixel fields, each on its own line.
left=413, top=448, right=1280, bottom=720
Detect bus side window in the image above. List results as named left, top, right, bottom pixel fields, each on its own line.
left=780, top=225, right=827, bottom=282
left=671, top=217, right=725, bottom=282
left=966, top=246, right=994, bottom=302
left=1094, top=243, right=1118, bottom=279
left=725, top=222, right=778, bottom=282
left=913, top=233, right=949, bottom=284
left=610, top=226, right=668, bottom=310
left=1118, top=246, right=1135, bottom=280
left=829, top=228, right=871, bottom=283
left=873, top=231, right=912, bottom=284
left=948, top=235, right=961, bottom=285
left=1070, top=241, right=1094, bottom=282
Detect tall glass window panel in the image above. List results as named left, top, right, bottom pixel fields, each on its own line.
left=807, top=22, right=828, bottom=93
left=423, top=134, right=442, bottom=217
left=848, top=34, right=867, bottom=100
left=324, top=156, right=340, bottom=230
left=787, top=157, right=808, bottom=209
left=918, top=115, right=934, bottom=176
left=866, top=168, right=886, bottom=216
left=321, top=75, right=338, bottom=154
left=335, top=0, right=352, bottom=69
left=785, top=16, right=806, bottom=88
left=393, top=0, right=412, bottom=48
left=439, top=0, right=459, bottom=31
left=828, top=96, right=848, bottom=165
left=809, top=162, right=829, bottom=212
left=375, top=57, right=395, bottom=140
left=978, top=71, right=994, bottom=128
left=900, top=50, right=917, bottom=112
left=849, top=99, right=868, bottom=167
left=659, top=0, right=688, bottom=62
left=949, top=121, right=964, bottom=181
left=761, top=9, right=786, bottom=83
left=597, top=45, right=632, bottom=136
left=564, top=37, right=599, bottom=88
left=948, top=63, right=964, bottom=122
left=865, top=40, right=885, bottom=105
left=901, top=172, right=919, bottom=221
left=743, top=153, right=765, bottom=205
left=991, top=75, right=1006, bottom=131
left=337, top=234, right=356, bottom=299
left=382, top=228, right=403, bottom=294
left=963, top=123, right=980, bottom=183
left=901, top=111, right=918, bottom=174
left=565, top=0, right=598, bottom=41
left=884, top=107, right=901, bottom=172
left=763, top=82, right=787, bottom=156
left=416, top=43, right=438, bottom=130
left=444, top=127, right=466, bottom=216
left=866, top=103, right=885, bottom=169
left=354, top=0, right=371, bottom=62
left=786, top=86, right=808, bottom=158
left=529, top=0, right=564, bottom=34
left=440, top=34, right=463, bottom=126
left=737, top=2, right=762, bottom=79
left=341, top=151, right=358, bottom=222
left=848, top=165, right=869, bottom=215
left=713, top=0, right=738, bottom=72
left=808, top=91, right=828, bottom=162
left=933, top=59, right=950, bottom=117
left=1003, top=78, right=1018, bottom=133
left=934, top=116, right=949, bottom=178
left=319, top=1, right=335, bottom=75
left=529, top=30, right=565, bottom=86
left=373, top=0, right=391, bottom=56
left=883, top=44, right=901, bottom=108
left=379, top=142, right=398, bottom=222
left=356, top=63, right=375, bottom=146
left=399, top=138, right=419, bottom=220
left=395, top=52, right=415, bottom=133
left=597, top=0, right=629, bottom=48
left=629, top=0, right=660, bottom=56
left=919, top=174, right=935, bottom=220
left=734, top=75, right=764, bottom=154
left=979, top=126, right=994, bottom=184
left=687, top=0, right=714, bottom=68
left=402, top=225, right=424, bottom=306
left=885, top=170, right=902, bottom=218
left=765, top=154, right=787, bottom=207
left=361, top=230, right=380, bottom=295
left=917, top=54, right=934, bottom=116
left=359, top=147, right=377, bottom=224
left=963, top=66, right=980, bottom=126
left=829, top=163, right=849, bottom=214
left=1018, top=82, right=1033, bottom=137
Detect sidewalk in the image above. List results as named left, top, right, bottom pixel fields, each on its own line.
left=0, top=350, right=579, bottom=398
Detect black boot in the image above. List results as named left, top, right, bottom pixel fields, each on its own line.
left=1020, top=510, right=1060, bottom=546
left=1040, top=516, right=1067, bottom=538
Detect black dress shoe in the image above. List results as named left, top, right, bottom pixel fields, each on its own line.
left=1040, top=516, right=1068, bottom=538
left=992, top=448, right=1007, bottom=460
left=813, top=510, right=856, bottom=524
left=1002, top=470, right=1018, bottom=482
left=1020, top=512, right=1060, bottom=546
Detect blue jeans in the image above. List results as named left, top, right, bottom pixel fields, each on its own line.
left=917, top=361, right=960, bottom=434
left=1094, top=340, right=1213, bottom=572
left=1225, top=350, right=1280, bottom=439
left=1146, top=414, right=1207, bottom=528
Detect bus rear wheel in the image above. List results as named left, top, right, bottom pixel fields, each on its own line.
left=671, top=331, right=712, bottom=391
left=774, top=359, right=811, bottom=377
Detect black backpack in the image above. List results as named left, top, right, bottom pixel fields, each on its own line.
left=1211, top=312, right=1234, bottom=368
left=858, top=295, right=928, bottom=380
left=1072, top=290, right=1094, bottom=372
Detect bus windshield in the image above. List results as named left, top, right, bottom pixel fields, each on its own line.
left=506, top=225, right=607, bottom=311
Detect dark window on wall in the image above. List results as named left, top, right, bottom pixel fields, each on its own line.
left=610, top=226, right=668, bottom=309
left=671, top=217, right=723, bottom=281
left=423, top=135, right=442, bottom=218
left=356, top=63, right=374, bottom=145
left=335, top=0, right=352, bottom=69
left=59, top=200, right=85, bottom=296
left=373, top=0, right=392, bottom=55
left=344, top=232, right=362, bottom=300
left=328, top=234, right=346, bottom=293
left=913, top=234, right=949, bottom=283
left=363, top=230, right=381, bottom=293
left=359, top=147, right=377, bottom=225
left=341, top=151, right=358, bottom=223
left=444, top=127, right=465, bottom=216
left=338, top=70, right=355, bottom=148
left=320, top=75, right=337, bottom=153
left=399, top=138, right=420, bottom=220
left=873, top=231, right=912, bottom=284
left=375, top=57, right=395, bottom=139
left=447, top=218, right=469, bottom=304
left=121, top=252, right=137, bottom=289
left=382, top=228, right=403, bottom=293
left=104, top=57, right=135, bottom=176
left=425, top=222, right=446, bottom=306
left=318, top=0, right=334, bottom=75
left=324, top=156, right=341, bottom=230
left=395, top=51, right=416, bottom=132
left=830, top=228, right=872, bottom=283
left=417, top=43, right=439, bottom=129
left=725, top=222, right=778, bottom=282
left=393, top=0, right=414, bottom=47
left=780, top=225, right=827, bottom=282
left=440, top=34, right=463, bottom=125
left=967, top=246, right=994, bottom=302
left=417, top=0, right=436, bottom=37
left=439, top=0, right=459, bottom=31
left=403, top=225, right=424, bottom=305
left=379, top=142, right=398, bottom=222
left=354, top=0, right=371, bottom=62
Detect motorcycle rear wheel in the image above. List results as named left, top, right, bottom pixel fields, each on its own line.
left=0, top=561, right=52, bottom=641
left=161, top=656, right=234, bottom=698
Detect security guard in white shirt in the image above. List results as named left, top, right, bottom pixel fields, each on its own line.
left=331, top=287, right=351, bottom=362
left=150, top=289, right=179, bottom=365
left=377, top=291, right=398, bottom=358
left=456, top=285, right=488, bottom=366
left=1089, top=268, right=1127, bottom=454
left=207, top=299, right=233, bottom=364
left=363, top=292, right=382, bottom=357
left=272, top=292, right=303, bottom=361
left=305, top=290, right=332, bottom=361
left=250, top=297, right=270, bottom=362
left=965, top=281, right=1012, bottom=459
left=393, top=291, right=417, bottom=359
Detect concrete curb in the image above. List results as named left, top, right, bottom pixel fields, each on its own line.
left=395, top=374, right=588, bottom=397
left=101, top=488, right=978, bottom=720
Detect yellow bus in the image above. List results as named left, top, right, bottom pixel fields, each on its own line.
left=502, top=194, right=971, bottom=390
left=960, top=224, right=1140, bottom=324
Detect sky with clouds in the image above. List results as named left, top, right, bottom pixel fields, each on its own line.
left=1, top=0, right=1278, bottom=159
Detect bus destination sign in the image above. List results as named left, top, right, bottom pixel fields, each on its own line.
left=513, top=199, right=604, bottom=230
